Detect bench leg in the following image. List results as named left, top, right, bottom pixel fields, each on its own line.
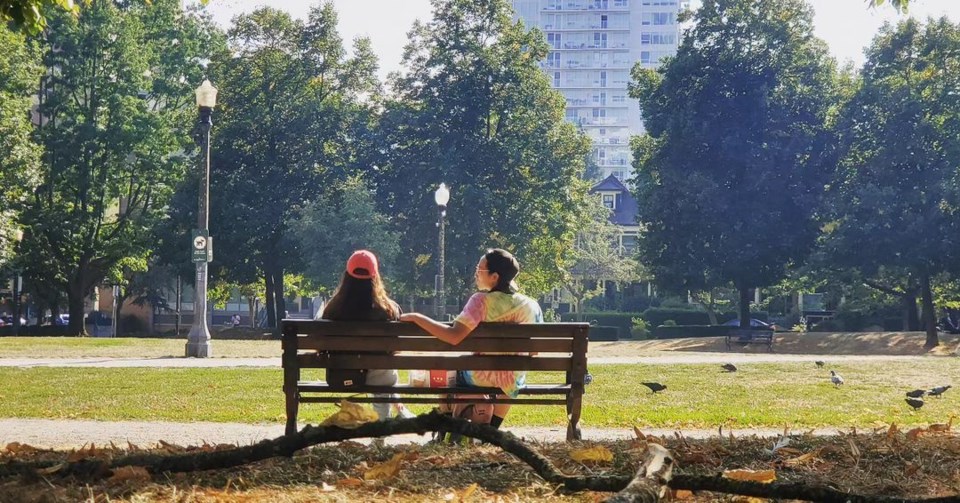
left=566, top=386, right=583, bottom=442
left=285, top=389, right=299, bottom=436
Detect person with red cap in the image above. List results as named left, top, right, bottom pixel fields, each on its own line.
left=321, top=250, right=413, bottom=420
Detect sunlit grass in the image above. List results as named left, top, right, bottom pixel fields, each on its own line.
left=0, top=337, right=280, bottom=358
left=2, top=360, right=957, bottom=429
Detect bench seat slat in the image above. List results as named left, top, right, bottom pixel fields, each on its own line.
left=283, top=320, right=589, bottom=340
left=295, top=354, right=575, bottom=371
left=296, top=336, right=574, bottom=353
left=297, top=382, right=572, bottom=395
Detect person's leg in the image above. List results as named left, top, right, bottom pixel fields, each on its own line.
left=491, top=397, right=510, bottom=429
left=365, top=369, right=398, bottom=420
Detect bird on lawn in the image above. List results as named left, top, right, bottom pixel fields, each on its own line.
left=906, top=389, right=927, bottom=398
left=721, top=363, right=738, bottom=372
left=830, top=370, right=844, bottom=387
left=905, top=397, right=924, bottom=411
left=929, top=385, right=952, bottom=398
left=815, top=360, right=825, bottom=368
left=641, top=382, right=667, bottom=394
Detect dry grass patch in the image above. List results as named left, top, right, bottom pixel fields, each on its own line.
left=3, top=423, right=960, bottom=501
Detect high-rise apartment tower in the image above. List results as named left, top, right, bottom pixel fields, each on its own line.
left=511, top=0, right=685, bottom=181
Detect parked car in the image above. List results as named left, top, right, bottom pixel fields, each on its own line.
left=53, top=314, right=70, bottom=326
left=0, top=315, right=27, bottom=326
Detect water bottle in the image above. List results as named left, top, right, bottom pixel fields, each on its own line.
left=409, top=369, right=428, bottom=387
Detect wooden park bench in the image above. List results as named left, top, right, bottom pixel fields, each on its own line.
left=725, top=328, right=775, bottom=352
left=281, top=320, right=590, bottom=441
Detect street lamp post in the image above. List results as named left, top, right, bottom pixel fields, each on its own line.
left=11, top=229, right=23, bottom=336
left=434, top=183, right=450, bottom=319
left=186, top=79, right=217, bottom=358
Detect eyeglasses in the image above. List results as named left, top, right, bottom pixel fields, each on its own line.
left=475, top=268, right=490, bottom=274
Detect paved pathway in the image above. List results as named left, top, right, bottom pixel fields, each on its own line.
left=0, top=353, right=933, bottom=368
left=0, top=418, right=843, bottom=449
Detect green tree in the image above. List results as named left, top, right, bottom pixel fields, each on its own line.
left=288, top=176, right=400, bottom=294
left=202, top=3, right=378, bottom=329
left=0, top=27, right=42, bottom=270
left=629, top=0, right=840, bottom=328
left=373, top=0, right=591, bottom=305
left=1, top=0, right=76, bottom=34
left=823, top=18, right=960, bottom=348
left=17, top=0, right=218, bottom=335
left=563, top=200, right=641, bottom=314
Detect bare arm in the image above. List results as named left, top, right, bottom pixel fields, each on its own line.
left=399, top=313, right=473, bottom=346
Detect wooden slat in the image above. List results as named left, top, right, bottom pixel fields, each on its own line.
left=295, top=353, right=575, bottom=371
left=282, top=320, right=589, bottom=339
left=296, top=335, right=574, bottom=353
left=296, top=383, right=572, bottom=395
left=300, top=396, right=568, bottom=406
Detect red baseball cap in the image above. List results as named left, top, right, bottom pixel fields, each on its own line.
left=346, top=250, right=379, bottom=279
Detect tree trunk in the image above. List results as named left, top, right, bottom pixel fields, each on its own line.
left=738, top=284, right=751, bottom=328
left=275, top=267, right=287, bottom=325
left=903, top=292, right=920, bottom=331
left=248, top=298, right=256, bottom=329
left=66, top=281, right=87, bottom=337
left=264, top=270, right=276, bottom=329
left=919, top=274, right=938, bottom=348
left=114, top=289, right=130, bottom=338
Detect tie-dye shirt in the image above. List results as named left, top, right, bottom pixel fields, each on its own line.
left=453, top=291, right=543, bottom=397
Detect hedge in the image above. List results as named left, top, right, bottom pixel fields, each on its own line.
left=642, top=308, right=769, bottom=327
left=560, top=312, right=642, bottom=339
left=588, top=326, right=620, bottom=341
left=654, top=325, right=773, bottom=339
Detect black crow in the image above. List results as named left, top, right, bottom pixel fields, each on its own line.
left=641, top=382, right=667, bottom=394
left=721, top=363, right=738, bottom=372
left=906, top=389, right=926, bottom=398
left=905, top=397, right=924, bottom=411
left=929, top=385, right=952, bottom=398
left=815, top=360, right=825, bottom=368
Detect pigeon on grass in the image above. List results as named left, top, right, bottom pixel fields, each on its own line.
left=929, top=385, right=952, bottom=398
left=641, top=382, right=667, bottom=394
left=830, top=370, right=844, bottom=387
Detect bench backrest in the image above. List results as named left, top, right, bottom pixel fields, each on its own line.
left=281, top=320, right=589, bottom=377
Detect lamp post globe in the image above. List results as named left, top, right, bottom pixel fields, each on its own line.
left=434, top=183, right=449, bottom=319
left=186, top=79, right=217, bottom=358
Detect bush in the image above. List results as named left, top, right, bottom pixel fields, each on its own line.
left=560, top=312, right=643, bottom=339
left=631, top=317, right=651, bottom=339
left=642, top=307, right=710, bottom=327
left=662, top=319, right=677, bottom=327
left=589, top=325, right=619, bottom=341
left=654, top=324, right=773, bottom=339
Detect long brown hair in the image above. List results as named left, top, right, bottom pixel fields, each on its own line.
left=322, top=271, right=400, bottom=321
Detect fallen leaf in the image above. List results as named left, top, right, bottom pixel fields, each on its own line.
left=633, top=425, right=645, bottom=440
left=782, top=449, right=821, bottom=467
left=108, top=466, right=151, bottom=485
left=320, top=481, right=336, bottom=492
left=4, top=442, right=41, bottom=455
left=337, top=477, right=364, bottom=487
left=847, top=438, right=861, bottom=460
left=460, top=482, right=479, bottom=501
left=722, top=469, right=776, bottom=483
left=887, top=423, right=899, bottom=440
left=36, top=462, right=65, bottom=475
left=364, top=452, right=406, bottom=480
left=906, top=428, right=925, bottom=440
left=775, top=447, right=803, bottom=456
left=321, top=400, right=380, bottom=429
left=904, top=462, right=919, bottom=477
left=672, top=489, right=695, bottom=499
left=569, top=446, right=613, bottom=464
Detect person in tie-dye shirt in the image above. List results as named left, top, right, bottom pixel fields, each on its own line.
left=400, top=248, right=542, bottom=429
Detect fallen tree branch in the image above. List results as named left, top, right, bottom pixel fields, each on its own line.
left=604, top=443, right=674, bottom=503
left=1, top=411, right=957, bottom=503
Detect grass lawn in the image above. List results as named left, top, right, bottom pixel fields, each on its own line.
left=2, top=360, right=957, bottom=428
left=0, top=337, right=280, bottom=358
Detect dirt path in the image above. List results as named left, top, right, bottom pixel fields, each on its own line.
left=0, top=418, right=841, bottom=449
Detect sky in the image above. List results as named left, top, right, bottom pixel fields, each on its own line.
left=203, top=0, right=960, bottom=80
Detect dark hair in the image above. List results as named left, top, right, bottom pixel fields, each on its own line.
left=484, top=248, right=519, bottom=294
left=322, top=271, right=400, bottom=321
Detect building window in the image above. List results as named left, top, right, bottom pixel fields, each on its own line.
left=613, top=170, right=625, bottom=180
left=612, top=94, right=625, bottom=102
left=602, top=194, right=615, bottom=209
left=599, top=128, right=606, bottom=135
left=599, top=70, right=607, bottom=87
left=653, top=12, right=674, bottom=25
left=614, top=0, right=628, bottom=5
left=565, top=109, right=578, bottom=120
left=641, top=51, right=651, bottom=64
left=600, top=15, right=608, bottom=29
left=599, top=92, right=607, bottom=105
left=554, top=72, right=561, bottom=87
left=548, top=52, right=561, bottom=67
left=641, top=33, right=650, bottom=44
left=592, top=108, right=607, bottom=118
left=593, top=32, right=607, bottom=48
left=548, top=32, right=562, bottom=49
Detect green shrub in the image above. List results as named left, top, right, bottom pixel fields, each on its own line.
left=642, top=307, right=707, bottom=326
left=589, top=325, right=619, bottom=341
left=560, top=312, right=643, bottom=339
left=631, top=317, right=651, bottom=339
left=662, top=319, right=677, bottom=327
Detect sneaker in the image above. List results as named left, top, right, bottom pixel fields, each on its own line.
left=395, top=405, right=416, bottom=419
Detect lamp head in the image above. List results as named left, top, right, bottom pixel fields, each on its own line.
left=434, top=183, right=450, bottom=207
left=195, top=79, right=218, bottom=108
